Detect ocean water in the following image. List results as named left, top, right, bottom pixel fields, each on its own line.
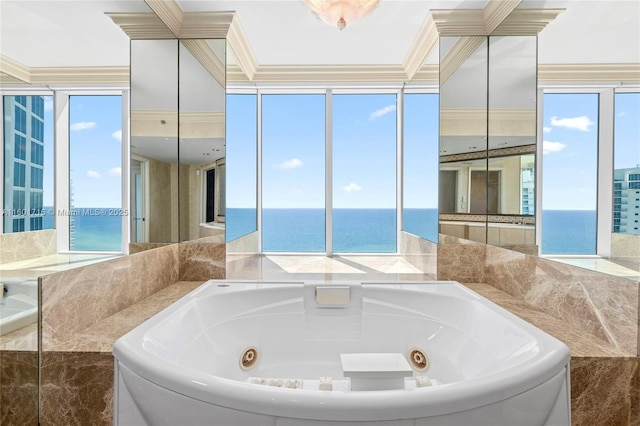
left=38, top=207, right=596, bottom=255
left=227, top=208, right=439, bottom=252
left=228, top=208, right=596, bottom=254
left=541, top=210, right=596, bottom=255
left=42, top=207, right=122, bottom=251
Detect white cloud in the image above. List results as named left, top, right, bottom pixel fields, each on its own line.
left=108, top=167, right=121, bottom=177
left=44, top=98, right=53, bottom=112
left=543, top=126, right=552, bottom=133
left=278, top=158, right=303, bottom=169
left=343, top=182, right=362, bottom=192
left=86, top=170, right=101, bottom=178
left=617, top=111, right=627, bottom=117
left=369, top=104, right=396, bottom=121
left=550, top=115, right=593, bottom=132
left=112, top=130, right=122, bottom=142
left=543, top=141, right=566, bottom=155
left=70, top=121, right=96, bottom=131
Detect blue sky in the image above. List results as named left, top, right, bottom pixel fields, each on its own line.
left=227, top=93, right=440, bottom=210
left=542, top=92, right=640, bottom=210
left=35, top=91, right=639, bottom=213
left=42, top=95, right=122, bottom=208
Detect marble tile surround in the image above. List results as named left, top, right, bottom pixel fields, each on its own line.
left=179, top=236, right=226, bottom=281
left=400, top=232, right=437, bottom=279
left=484, top=244, right=639, bottom=356
left=438, top=236, right=639, bottom=356
left=0, top=351, right=38, bottom=426
left=0, top=229, right=56, bottom=264
left=40, top=244, right=180, bottom=349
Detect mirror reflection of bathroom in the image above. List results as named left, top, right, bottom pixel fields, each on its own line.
left=178, top=39, right=226, bottom=242
left=438, top=36, right=489, bottom=244
left=130, top=39, right=179, bottom=249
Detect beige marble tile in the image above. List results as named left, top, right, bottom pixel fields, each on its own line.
left=49, top=281, right=204, bottom=353
left=485, top=245, right=639, bottom=355
left=0, top=350, right=38, bottom=426
left=226, top=231, right=259, bottom=253
left=0, top=229, right=56, bottom=264
left=40, top=352, right=113, bottom=426
left=179, top=238, right=226, bottom=281
left=41, top=244, right=180, bottom=349
left=570, top=357, right=638, bottom=426
left=437, top=244, right=486, bottom=283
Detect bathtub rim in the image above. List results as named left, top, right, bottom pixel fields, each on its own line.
left=113, top=280, right=571, bottom=422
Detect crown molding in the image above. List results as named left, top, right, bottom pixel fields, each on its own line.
left=144, top=0, right=184, bottom=37
left=106, top=13, right=175, bottom=39
left=181, top=39, right=226, bottom=87
left=483, top=0, right=522, bottom=34
left=227, top=16, right=258, bottom=81
left=179, top=111, right=225, bottom=138
left=402, top=13, right=438, bottom=81
left=432, top=10, right=487, bottom=36
left=492, top=9, right=564, bottom=35
left=0, top=55, right=31, bottom=83
left=249, top=65, right=408, bottom=83
left=410, top=64, right=439, bottom=83
left=0, top=73, right=27, bottom=85
left=131, top=109, right=178, bottom=137
left=178, top=12, right=233, bottom=39
left=29, top=67, right=129, bottom=85
left=439, top=36, right=485, bottom=84
left=538, top=63, right=640, bottom=83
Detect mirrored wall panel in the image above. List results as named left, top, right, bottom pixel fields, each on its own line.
left=130, top=39, right=179, bottom=246
left=439, top=36, right=489, bottom=243
left=178, top=39, right=226, bottom=242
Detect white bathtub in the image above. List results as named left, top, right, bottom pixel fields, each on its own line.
left=113, top=280, right=571, bottom=425
left=0, top=278, right=38, bottom=336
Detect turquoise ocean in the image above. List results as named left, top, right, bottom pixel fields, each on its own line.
left=41, top=208, right=597, bottom=254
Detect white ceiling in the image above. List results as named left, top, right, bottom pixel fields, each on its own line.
left=1, top=0, right=638, bottom=70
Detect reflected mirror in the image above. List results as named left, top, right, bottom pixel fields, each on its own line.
left=178, top=39, right=226, bottom=242
left=439, top=36, right=489, bottom=243
left=130, top=39, right=179, bottom=247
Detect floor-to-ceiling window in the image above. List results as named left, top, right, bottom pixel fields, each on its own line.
left=541, top=93, right=599, bottom=255
left=262, top=94, right=326, bottom=252
left=3, top=95, right=54, bottom=234
left=226, top=94, right=258, bottom=242
left=332, top=93, right=397, bottom=253
left=402, top=92, right=439, bottom=243
left=613, top=92, right=640, bottom=236
left=68, top=95, right=122, bottom=251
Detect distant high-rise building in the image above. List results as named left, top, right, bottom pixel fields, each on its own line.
left=3, top=95, right=46, bottom=233
left=613, top=166, right=640, bottom=235
left=521, top=167, right=535, bottom=215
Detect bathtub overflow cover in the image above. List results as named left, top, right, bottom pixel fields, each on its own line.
left=409, top=348, right=429, bottom=371
left=240, top=347, right=259, bottom=370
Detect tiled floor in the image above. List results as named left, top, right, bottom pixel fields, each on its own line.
left=226, top=254, right=435, bottom=282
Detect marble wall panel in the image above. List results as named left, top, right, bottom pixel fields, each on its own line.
left=128, top=242, right=173, bottom=254
left=0, top=351, right=38, bottom=426
left=570, top=357, right=639, bottom=426
left=400, top=232, right=437, bottom=279
left=41, top=244, right=180, bottom=349
left=0, top=229, right=56, bottom=264
left=437, top=243, right=486, bottom=283
left=40, top=352, right=113, bottom=426
left=179, top=236, right=226, bottom=281
left=485, top=244, right=639, bottom=355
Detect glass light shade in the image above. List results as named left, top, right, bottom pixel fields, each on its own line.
left=303, top=0, right=379, bottom=30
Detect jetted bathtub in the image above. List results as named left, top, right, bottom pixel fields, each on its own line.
left=0, top=278, right=38, bottom=336
left=113, top=280, right=571, bottom=425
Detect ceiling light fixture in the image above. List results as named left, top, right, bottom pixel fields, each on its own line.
left=303, top=0, right=379, bottom=30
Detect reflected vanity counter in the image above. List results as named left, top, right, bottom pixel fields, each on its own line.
left=199, top=222, right=225, bottom=238
left=439, top=221, right=535, bottom=246
left=113, top=280, right=571, bottom=426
